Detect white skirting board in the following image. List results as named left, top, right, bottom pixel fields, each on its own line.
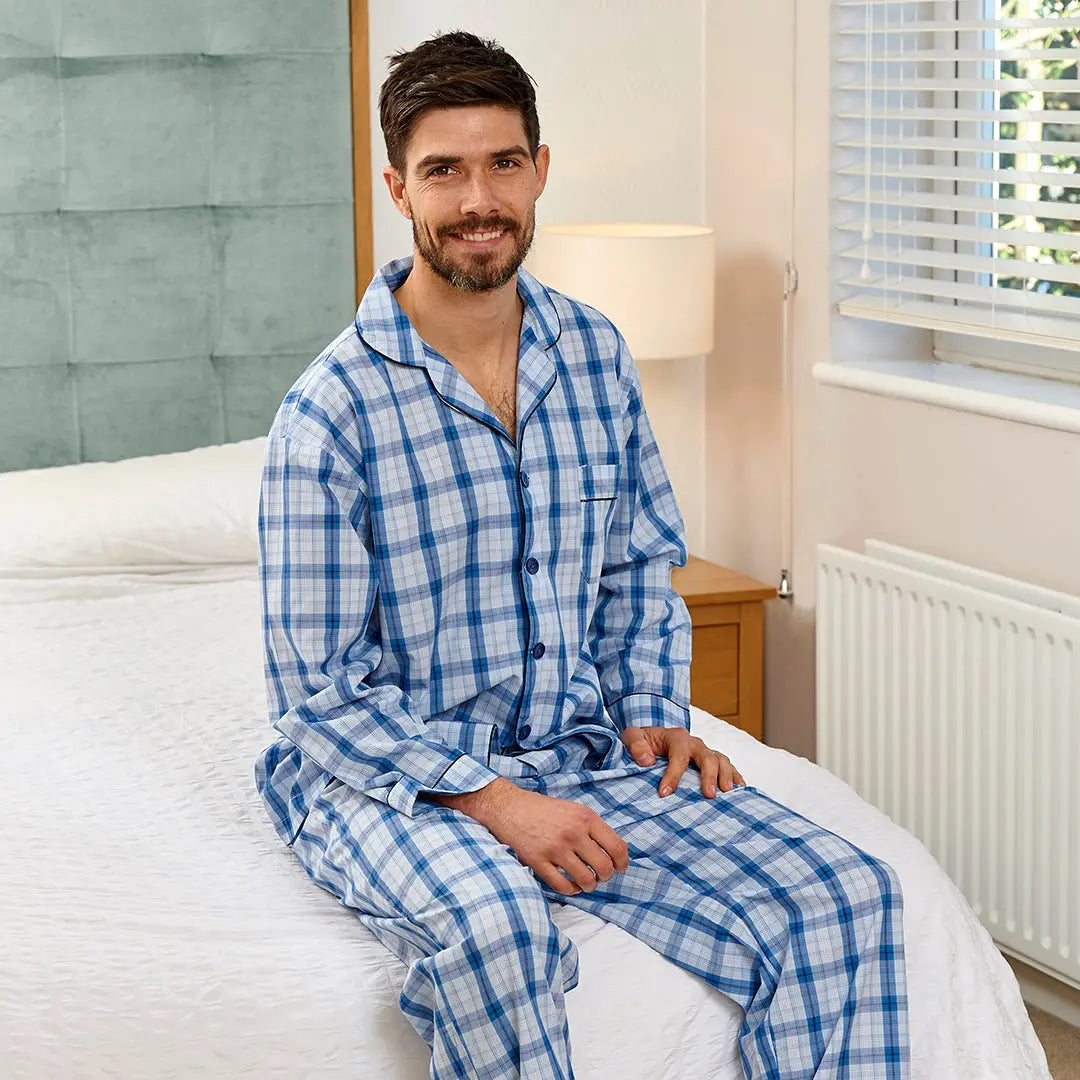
left=1007, top=954, right=1080, bottom=1029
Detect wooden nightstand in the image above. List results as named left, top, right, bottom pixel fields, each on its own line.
left=671, top=556, right=777, bottom=741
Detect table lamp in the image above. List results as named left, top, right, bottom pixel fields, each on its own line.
left=524, top=223, right=715, bottom=359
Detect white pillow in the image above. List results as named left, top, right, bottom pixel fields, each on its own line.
left=0, top=439, right=267, bottom=577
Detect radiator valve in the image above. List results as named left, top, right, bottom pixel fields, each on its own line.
left=778, top=568, right=793, bottom=600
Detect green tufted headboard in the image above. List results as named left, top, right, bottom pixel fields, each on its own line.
left=0, top=0, right=361, bottom=473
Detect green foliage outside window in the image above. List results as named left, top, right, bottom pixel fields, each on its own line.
left=995, top=0, right=1080, bottom=296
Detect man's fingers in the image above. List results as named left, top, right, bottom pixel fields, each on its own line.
left=591, top=821, right=630, bottom=873
left=717, top=756, right=735, bottom=793
left=698, top=754, right=720, bottom=797
left=560, top=852, right=602, bottom=893
left=536, top=861, right=580, bottom=896
left=576, top=838, right=616, bottom=883
left=659, top=749, right=690, bottom=797
left=689, top=740, right=745, bottom=795
left=623, top=729, right=655, bottom=765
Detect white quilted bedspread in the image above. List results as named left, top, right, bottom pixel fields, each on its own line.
left=0, top=572, right=1051, bottom=1079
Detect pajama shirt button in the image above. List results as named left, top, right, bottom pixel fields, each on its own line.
left=531, top=642, right=546, bottom=659
left=519, top=724, right=532, bottom=739
left=525, top=557, right=539, bottom=574
left=520, top=472, right=530, bottom=488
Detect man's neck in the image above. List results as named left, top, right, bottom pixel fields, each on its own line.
left=393, top=253, right=524, bottom=367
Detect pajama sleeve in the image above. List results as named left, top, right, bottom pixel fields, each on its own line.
left=587, top=332, right=694, bottom=734
left=259, top=433, right=502, bottom=818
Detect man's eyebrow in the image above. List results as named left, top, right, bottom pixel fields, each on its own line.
left=413, top=146, right=531, bottom=175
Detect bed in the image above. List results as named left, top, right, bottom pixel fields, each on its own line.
left=0, top=440, right=1052, bottom=1080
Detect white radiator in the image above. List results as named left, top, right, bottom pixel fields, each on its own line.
left=817, top=541, right=1080, bottom=990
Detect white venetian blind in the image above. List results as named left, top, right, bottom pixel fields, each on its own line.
left=833, top=0, right=1080, bottom=351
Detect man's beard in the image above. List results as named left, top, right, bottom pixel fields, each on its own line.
left=411, top=205, right=536, bottom=294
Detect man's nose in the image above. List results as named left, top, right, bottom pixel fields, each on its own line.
left=459, top=171, right=499, bottom=217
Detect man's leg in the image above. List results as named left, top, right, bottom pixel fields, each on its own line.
left=291, top=780, right=579, bottom=1080
left=533, top=771, right=909, bottom=1080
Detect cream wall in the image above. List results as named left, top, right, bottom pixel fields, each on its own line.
left=702, top=0, right=1080, bottom=760
left=366, top=0, right=709, bottom=553
left=702, top=2, right=805, bottom=752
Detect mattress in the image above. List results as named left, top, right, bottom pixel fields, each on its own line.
left=0, top=569, right=1051, bottom=1079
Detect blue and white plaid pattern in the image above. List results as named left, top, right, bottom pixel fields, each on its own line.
left=256, top=256, right=693, bottom=846
left=257, top=256, right=910, bottom=1077
left=293, top=767, right=909, bottom=1079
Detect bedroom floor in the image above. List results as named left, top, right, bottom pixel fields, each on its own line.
left=1029, top=1006, right=1080, bottom=1079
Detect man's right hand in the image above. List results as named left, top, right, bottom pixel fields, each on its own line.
left=426, top=778, right=630, bottom=896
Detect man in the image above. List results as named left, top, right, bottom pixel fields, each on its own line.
left=256, top=30, right=909, bottom=1080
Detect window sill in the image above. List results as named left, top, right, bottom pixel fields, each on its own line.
left=811, top=358, right=1080, bottom=436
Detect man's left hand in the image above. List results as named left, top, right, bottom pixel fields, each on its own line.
left=619, top=726, right=745, bottom=799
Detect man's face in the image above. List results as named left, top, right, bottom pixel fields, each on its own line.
left=384, top=105, right=550, bottom=293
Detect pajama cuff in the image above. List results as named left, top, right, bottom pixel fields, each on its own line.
left=388, top=753, right=503, bottom=819
left=606, top=693, right=691, bottom=734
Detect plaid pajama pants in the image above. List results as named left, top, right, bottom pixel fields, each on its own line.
left=291, top=763, right=910, bottom=1079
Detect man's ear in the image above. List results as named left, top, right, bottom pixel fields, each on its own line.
left=533, top=144, right=551, bottom=201
left=382, top=166, right=411, bottom=220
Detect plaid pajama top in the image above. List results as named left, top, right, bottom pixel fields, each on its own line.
left=255, top=256, right=692, bottom=846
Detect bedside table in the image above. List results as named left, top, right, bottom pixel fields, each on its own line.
left=670, top=556, right=777, bottom=741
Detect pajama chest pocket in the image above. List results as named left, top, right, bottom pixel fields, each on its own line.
left=580, top=463, right=618, bottom=583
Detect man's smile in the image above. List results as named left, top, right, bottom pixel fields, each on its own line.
left=448, top=228, right=510, bottom=249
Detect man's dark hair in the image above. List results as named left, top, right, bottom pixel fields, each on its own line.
left=378, top=30, right=540, bottom=176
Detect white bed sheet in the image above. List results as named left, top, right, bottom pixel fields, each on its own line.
left=0, top=564, right=256, bottom=605
left=0, top=571, right=1050, bottom=1079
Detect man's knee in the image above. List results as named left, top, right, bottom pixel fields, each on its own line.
left=459, top=873, right=559, bottom=953
left=773, top=829, right=904, bottom=926
left=447, top=872, right=574, bottom=992
left=834, top=845, right=904, bottom=914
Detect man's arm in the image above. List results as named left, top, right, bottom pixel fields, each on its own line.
left=587, top=330, right=693, bottom=735
left=259, top=432, right=501, bottom=818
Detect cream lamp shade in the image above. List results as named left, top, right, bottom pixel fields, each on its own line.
left=525, top=223, right=715, bottom=359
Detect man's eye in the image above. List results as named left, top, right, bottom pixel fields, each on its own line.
left=495, top=159, right=520, bottom=170
left=428, top=165, right=453, bottom=177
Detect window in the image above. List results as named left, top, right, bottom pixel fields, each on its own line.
left=833, top=0, right=1080, bottom=382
